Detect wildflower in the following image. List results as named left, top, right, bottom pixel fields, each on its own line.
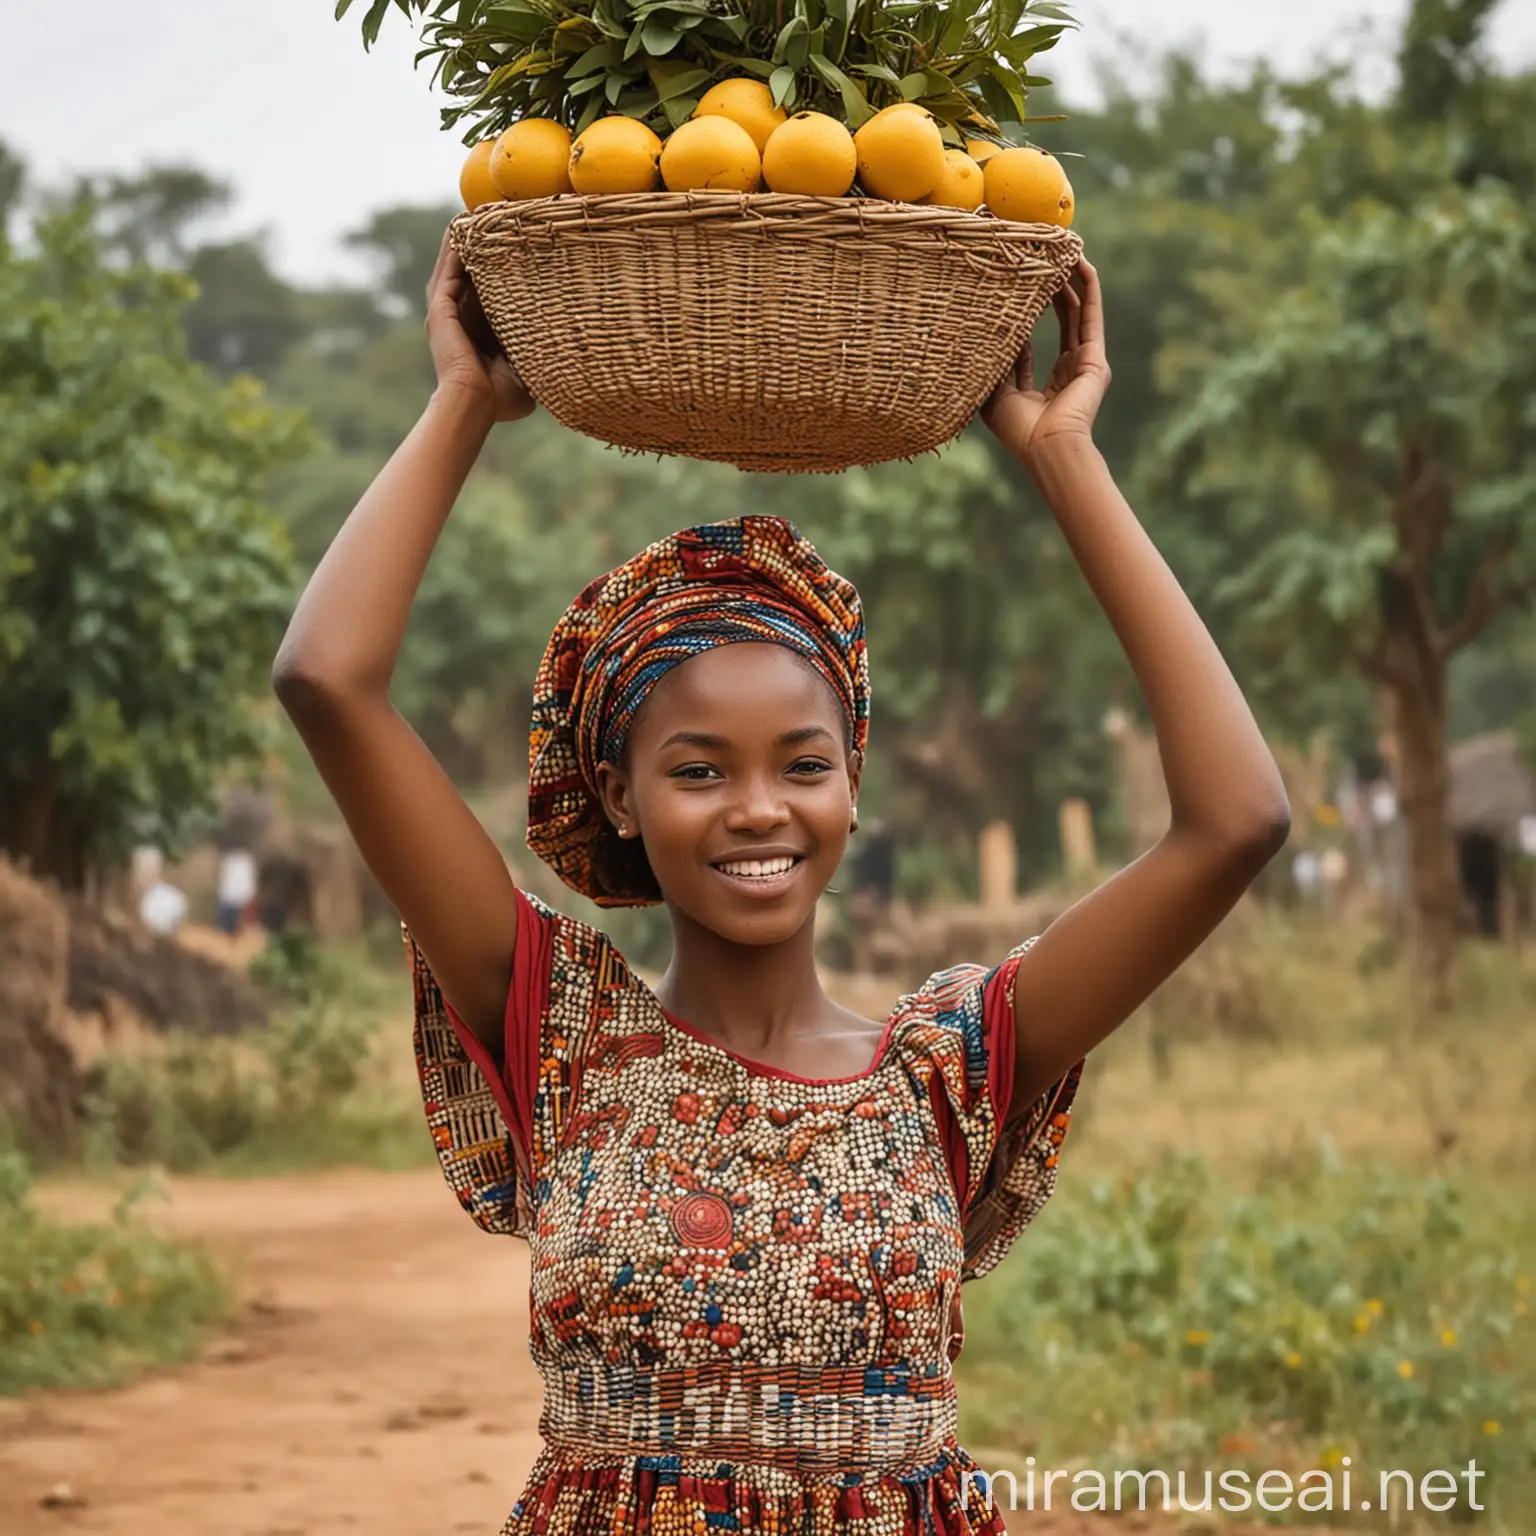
left=1185, top=1329, right=1213, bottom=1346
left=1283, top=1352, right=1302, bottom=1369
left=1518, top=1276, right=1531, bottom=1295
left=61, top=1277, right=81, bottom=1295
left=1440, top=1327, right=1458, bottom=1348
left=1483, top=1421, right=1501, bottom=1437
left=1354, top=1313, right=1373, bottom=1334
left=1365, top=1298, right=1385, bottom=1318
left=1320, top=1446, right=1346, bottom=1470
left=28, top=1320, right=44, bottom=1335
left=109, top=1291, right=123, bottom=1307
left=1397, top=1360, right=1414, bottom=1380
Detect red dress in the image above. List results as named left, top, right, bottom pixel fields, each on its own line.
left=410, top=892, right=1081, bottom=1534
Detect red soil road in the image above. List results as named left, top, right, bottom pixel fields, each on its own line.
left=1, top=1168, right=1238, bottom=1535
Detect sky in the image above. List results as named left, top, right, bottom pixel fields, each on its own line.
left=4, top=0, right=1534, bottom=285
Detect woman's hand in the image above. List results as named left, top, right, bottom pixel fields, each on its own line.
left=426, top=230, right=535, bottom=424
left=982, top=257, right=1110, bottom=468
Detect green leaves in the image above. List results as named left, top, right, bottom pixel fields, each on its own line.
left=0, top=211, right=307, bottom=885
left=333, top=0, right=1074, bottom=143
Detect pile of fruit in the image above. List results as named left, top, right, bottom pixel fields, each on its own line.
left=457, top=80, right=1075, bottom=226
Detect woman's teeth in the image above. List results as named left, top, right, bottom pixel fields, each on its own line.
left=717, top=857, right=798, bottom=878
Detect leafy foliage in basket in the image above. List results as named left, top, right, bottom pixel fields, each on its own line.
left=336, top=0, right=1072, bottom=146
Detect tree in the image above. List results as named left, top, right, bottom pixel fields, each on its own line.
left=0, top=213, right=307, bottom=890
left=1163, top=180, right=1536, bottom=991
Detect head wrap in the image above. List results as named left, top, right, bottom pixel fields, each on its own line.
left=527, top=516, right=870, bottom=907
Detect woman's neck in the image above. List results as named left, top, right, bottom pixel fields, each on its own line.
left=651, top=905, right=856, bottom=1064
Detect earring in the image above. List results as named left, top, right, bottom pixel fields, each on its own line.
left=618, top=823, right=631, bottom=838
left=850, top=810, right=860, bottom=833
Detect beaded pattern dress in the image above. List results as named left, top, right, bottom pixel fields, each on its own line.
left=410, top=891, right=1081, bottom=1535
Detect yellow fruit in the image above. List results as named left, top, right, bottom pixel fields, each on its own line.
left=762, top=112, right=857, bottom=197
left=964, top=137, right=1003, bottom=165
left=983, top=146, right=1071, bottom=224
left=854, top=108, right=945, bottom=202
left=489, top=118, right=574, bottom=199
left=659, top=116, right=761, bottom=193
left=569, top=116, right=662, bottom=195
left=919, top=149, right=985, bottom=211
left=459, top=139, right=502, bottom=210
left=694, top=78, right=787, bottom=154
left=1058, top=177, right=1076, bottom=228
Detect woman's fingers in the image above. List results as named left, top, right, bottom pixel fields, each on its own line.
left=1075, top=258, right=1105, bottom=359
left=425, top=229, right=455, bottom=307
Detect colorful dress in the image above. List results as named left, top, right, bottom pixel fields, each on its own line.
left=410, top=891, right=1082, bottom=1535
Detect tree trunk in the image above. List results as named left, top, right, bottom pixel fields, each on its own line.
left=1380, top=609, right=1463, bottom=1006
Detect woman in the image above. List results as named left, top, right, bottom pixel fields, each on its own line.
left=274, top=236, right=1290, bottom=1535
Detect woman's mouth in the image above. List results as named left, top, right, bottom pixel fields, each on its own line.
left=710, top=855, right=805, bottom=895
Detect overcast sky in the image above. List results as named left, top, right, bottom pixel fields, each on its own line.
left=4, top=0, right=1534, bottom=284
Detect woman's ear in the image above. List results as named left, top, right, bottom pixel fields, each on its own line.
left=848, top=748, right=864, bottom=807
left=594, top=761, right=635, bottom=837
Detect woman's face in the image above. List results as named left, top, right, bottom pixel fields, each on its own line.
left=598, top=643, right=861, bottom=946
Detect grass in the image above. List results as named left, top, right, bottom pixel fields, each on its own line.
left=76, top=931, right=432, bottom=1176
left=955, top=905, right=1536, bottom=1531
left=0, top=1149, right=229, bottom=1395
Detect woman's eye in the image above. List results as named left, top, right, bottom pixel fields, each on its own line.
left=670, top=763, right=722, bottom=781
left=789, top=759, right=833, bottom=776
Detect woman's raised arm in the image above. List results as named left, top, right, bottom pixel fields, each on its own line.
left=272, top=234, right=535, bottom=1058
left=982, top=261, right=1292, bottom=1111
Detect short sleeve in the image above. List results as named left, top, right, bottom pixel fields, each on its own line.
left=907, top=937, right=1084, bottom=1283
left=406, top=888, right=556, bottom=1239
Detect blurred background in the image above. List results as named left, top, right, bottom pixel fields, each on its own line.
left=1, top=1, right=1533, bottom=1533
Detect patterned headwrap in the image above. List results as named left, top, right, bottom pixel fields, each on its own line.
left=527, top=516, right=870, bottom=907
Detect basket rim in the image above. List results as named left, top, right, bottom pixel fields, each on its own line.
left=452, top=190, right=1084, bottom=249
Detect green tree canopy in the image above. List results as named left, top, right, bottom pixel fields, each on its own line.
left=0, top=212, right=307, bottom=888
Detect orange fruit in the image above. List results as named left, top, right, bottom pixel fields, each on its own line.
left=762, top=112, right=857, bottom=197
left=1058, top=177, right=1076, bottom=228
left=693, top=79, right=787, bottom=154
left=489, top=118, right=574, bottom=199
left=964, top=137, right=1003, bottom=165
left=918, top=149, right=984, bottom=211
left=569, top=116, right=662, bottom=194
left=854, top=108, right=945, bottom=202
left=459, top=140, right=502, bottom=210
left=983, top=147, right=1071, bottom=224
left=660, top=116, right=761, bottom=192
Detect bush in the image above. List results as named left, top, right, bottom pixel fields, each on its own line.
left=959, top=1154, right=1534, bottom=1525
left=79, top=950, right=427, bottom=1174
left=0, top=1150, right=228, bottom=1394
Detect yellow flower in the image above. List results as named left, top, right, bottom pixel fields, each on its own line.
left=1483, top=1421, right=1501, bottom=1437
left=1397, top=1360, right=1415, bottom=1380
left=1354, top=1313, right=1373, bottom=1333
left=1440, top=1327, right=1458, bottom=1348
left=1185, top=1329, right=1213, bottom=1346
left=1284, top=1351, right=1303, bottom=1369
left=1320, top=1446, right=1346, bottom=1470
left=1518, top=1276, right=1531, bottom=1295
left=1366, top=1298, right=1385, bottom=1317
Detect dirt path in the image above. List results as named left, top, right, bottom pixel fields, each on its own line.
left=1, top=1170, right=544, bottom=1536
left=0, top=1169, right=1223, bottom=1535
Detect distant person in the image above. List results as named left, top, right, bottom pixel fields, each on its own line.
left=273, top=243, right=1290, bottom=1536
left=216, top=846, right=258, bottom=935
left=138, top=878, right=188, bottom=936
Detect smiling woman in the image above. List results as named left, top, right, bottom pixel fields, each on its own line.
left=271, top=234, right=1289, bottom=1535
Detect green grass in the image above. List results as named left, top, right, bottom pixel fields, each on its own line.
left=0, top=1150, right=229, bottom=1395
left=954, top=909, right=1536, bottom=1531
left=77, top=936, right=431, bottom=1176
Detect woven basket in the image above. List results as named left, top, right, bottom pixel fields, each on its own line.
left=449, top=192, right=1083, bottom=474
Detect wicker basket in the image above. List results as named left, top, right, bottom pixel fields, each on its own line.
left=450, top=192, right=1083, bottom=475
